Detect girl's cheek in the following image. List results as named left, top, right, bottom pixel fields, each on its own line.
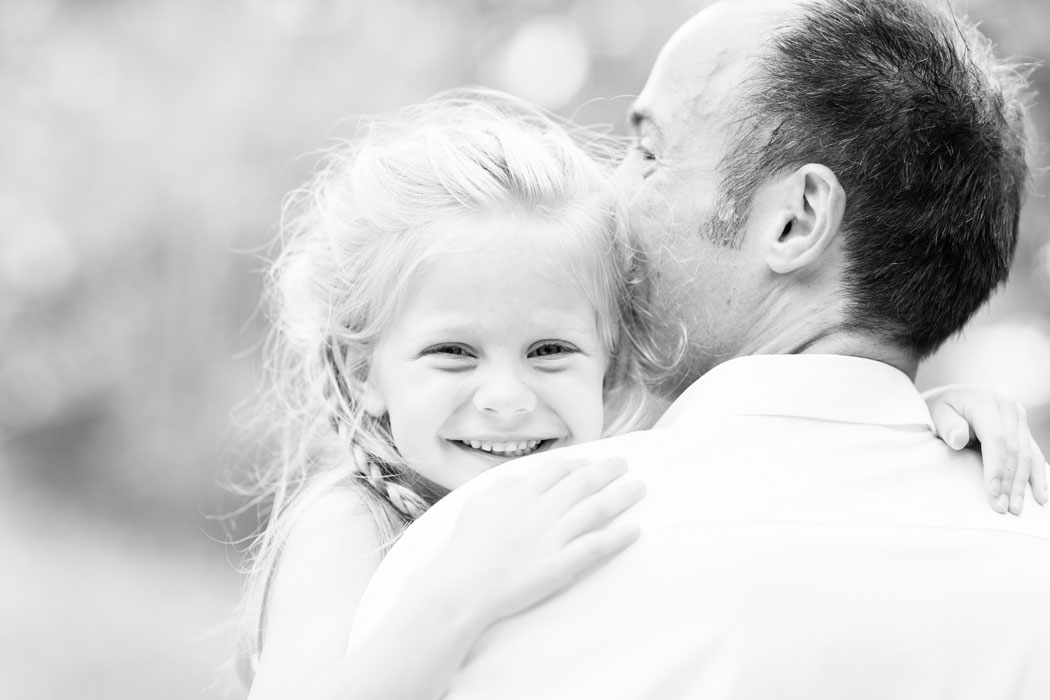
left=577, top=377, right=608, bottom=443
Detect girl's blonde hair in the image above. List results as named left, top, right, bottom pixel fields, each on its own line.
left=235, top=87, right=666, bottom=677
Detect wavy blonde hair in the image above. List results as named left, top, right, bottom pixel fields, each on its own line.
left=234, top=87, right=668, bottom=678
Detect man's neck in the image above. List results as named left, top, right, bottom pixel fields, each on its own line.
left=719, top=284, right=919, bottom=380
left=740, top=326, right=919, bottom=380
left=655, top=330, right=918, bottom=402
left=655, top=291, right=921, bottom=401
left=794, top=333, right=918, bottom=379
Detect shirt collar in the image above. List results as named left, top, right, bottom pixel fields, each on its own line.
left=656, top=354, right=934, bottom=429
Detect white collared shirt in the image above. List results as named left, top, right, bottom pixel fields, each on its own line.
left=350, top=355, right=1050, bottom=699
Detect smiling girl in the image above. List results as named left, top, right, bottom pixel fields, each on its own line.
left=240, top=91, right=658, bottom=700
left=239, top=89, right=1045, bottom=700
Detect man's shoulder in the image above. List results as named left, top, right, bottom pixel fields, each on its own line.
left=562, top=415, right=1050, bottom=537
left=530, top=426, right=671, bottom=463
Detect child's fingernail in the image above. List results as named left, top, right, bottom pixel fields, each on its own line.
left=948, top=428, right=968, bottom=450
left=1010, top=496, right=1023, bottom=515
left=989, top=478, right=1002, bottom=496
left=996, top=493, right=1010, bottom=513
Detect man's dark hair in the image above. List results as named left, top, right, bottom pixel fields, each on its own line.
left=721, top=0, right=1032, bottom=357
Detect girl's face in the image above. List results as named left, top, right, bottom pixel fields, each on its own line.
left=361, top=214, right=610, bottom=490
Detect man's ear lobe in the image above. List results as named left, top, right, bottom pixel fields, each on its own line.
left=766, top=164, right=845, bottom=274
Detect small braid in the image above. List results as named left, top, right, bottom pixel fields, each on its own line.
left=323, top=342, right=355, bottom=433
left=320, top=342, right=430, bottom=521
left=350, top=444, right=428, bottom=521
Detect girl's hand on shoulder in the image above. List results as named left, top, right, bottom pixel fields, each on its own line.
left=436, top=456, right=645, bottom=625
left=924, top=384, right=1048, bottom=515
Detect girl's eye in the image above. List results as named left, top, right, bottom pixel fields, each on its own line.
left=421, top=343, right=474, bottom=359
left=529, top=341, right=578, bottom=359
left=631, top=137, right=657, bottom=162
left=630, top=139, right=658, bottom=179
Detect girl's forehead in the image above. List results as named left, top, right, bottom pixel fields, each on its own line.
left=371, top=210, right=621, bottom=349
left=371, top=207, right=619, bottom=329
left=429, top=208, right=603, bottom=260
left=419, top=212, right=610, bottom=288
left=416, top=233, right=574, bottom=293
left=382, top=214, right=605, bottom=311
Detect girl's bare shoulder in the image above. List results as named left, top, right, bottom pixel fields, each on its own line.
left=255, top=485, right=393, bottom=695
left=280, top=485, right=388, bottom=575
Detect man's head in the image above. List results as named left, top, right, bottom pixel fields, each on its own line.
left=620, top=0, right=1032, bottom=393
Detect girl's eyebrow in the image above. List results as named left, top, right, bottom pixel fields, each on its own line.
left=412, top=312, right=597, bottom=338
left=412, top=323, right=472, bottom=337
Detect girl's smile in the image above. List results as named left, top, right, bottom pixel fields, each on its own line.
left=361, top=213, right=610, bottom=490
left=448, top=438, right=553, bottom=457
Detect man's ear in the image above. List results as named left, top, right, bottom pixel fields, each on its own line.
left=764, top=164, right=845, bottom=274
left=359, top=371, right=387, bottom=417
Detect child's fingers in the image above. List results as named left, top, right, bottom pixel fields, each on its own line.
left=1009, top=417, right=1047, bottom=513
left=522, top=457, right=590, bottom=494
left=1008, top=420, right=1032, bottom=515
left=982, top=434, right=1010, bottom=514
left=557, top=479, right=646, bottom=542
left=553, top=520, right=641, bottom=583
left=990, top=395, right=1022, bottom=515
left=542, top=457, right=630, bottom=513
left=1030, top=438, right=1049, bottom=506
left=926, top=399, right=1010, bottom=511
left=924, top=386, right=1039, bottom=514
left=962, top=394, right=1015, bottom=514
left=928, top=402, right=973, bottom=451
left=955, top=402, right=1009, bottom=512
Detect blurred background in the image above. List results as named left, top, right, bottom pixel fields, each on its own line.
left=3, top=0, right=1048, bottom=697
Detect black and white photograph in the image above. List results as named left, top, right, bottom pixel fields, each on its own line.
left=4, top=0, right=1050, bottom=698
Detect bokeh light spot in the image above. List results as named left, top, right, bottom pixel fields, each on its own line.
left=0, top=213, right=78, bottom=300
left=572, top=0, right=645, bottom=57
left=486, top=15, right=591, bottom=112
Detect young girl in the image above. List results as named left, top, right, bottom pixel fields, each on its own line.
left=240, top=89, right=1046, bottom=700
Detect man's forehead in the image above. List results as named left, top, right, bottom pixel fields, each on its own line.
left=636, top=0, right=793, bottom=112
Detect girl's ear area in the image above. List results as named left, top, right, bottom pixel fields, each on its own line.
left=359, top=371, right=387, bottom=417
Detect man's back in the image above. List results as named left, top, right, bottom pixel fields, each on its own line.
left=351, top=356, right=1050, bottom=699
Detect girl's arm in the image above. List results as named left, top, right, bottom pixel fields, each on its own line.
left=248, top=457, right=644, bottom=700
left=246, top=489, right=384, bottom=700
left=924, top=385, right=1048, bottom=515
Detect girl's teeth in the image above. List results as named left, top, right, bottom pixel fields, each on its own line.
left=459, top=439, right=544, bottom=455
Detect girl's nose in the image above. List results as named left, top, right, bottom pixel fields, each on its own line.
left=472, top=367, right=538, bottom=417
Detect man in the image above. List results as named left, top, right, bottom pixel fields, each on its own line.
left=350, top=0, right=1050, bottom=697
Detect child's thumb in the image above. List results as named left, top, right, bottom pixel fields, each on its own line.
left=931, top=404, right=971, bottom=451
